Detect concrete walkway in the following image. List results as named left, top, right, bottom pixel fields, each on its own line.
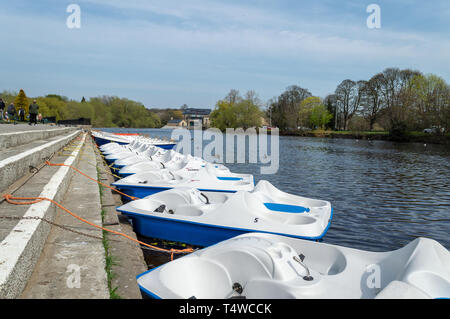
left=0, top=132, right=83, bottom=298
left=0, top=130, right=80, bottom=192
left=20, top=138, right=109, bottom=299
left=0, top=123, right=64, bottom=134
left=0, top=126, right=77, bottom=149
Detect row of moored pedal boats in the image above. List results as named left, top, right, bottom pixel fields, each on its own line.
left=92, top=130, right=450, bottom=299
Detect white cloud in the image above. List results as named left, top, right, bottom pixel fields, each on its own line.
left=2, top=0, right=448, bottom=64
left=80, top=0, right=289, bottom=27
left=60, top=0, right=446, bottom=66
left=1, top=0, right=449, bottom=106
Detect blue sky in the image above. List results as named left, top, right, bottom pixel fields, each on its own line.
left=0, top=0, right=449, bottom=109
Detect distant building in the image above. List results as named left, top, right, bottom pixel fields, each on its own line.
left=162, top=118, right=187, bottom=129
left=182, top=108, right=211, bottom=129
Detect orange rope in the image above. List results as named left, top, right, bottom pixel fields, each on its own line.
left=3, top=194, right=194, bottom=260
left=45, top=160, right=139, bottom=201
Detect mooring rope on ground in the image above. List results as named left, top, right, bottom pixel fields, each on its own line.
left=1, top=135, right=194, bottom=260
left=3, top=194, right=194, bottom=260
left=44, top=160, right=139, bottom=201
left=86, top=160, right=122, bottom=179
left=0, top=214, right=107, bottom=241
left=95, top=151, right=121, bottom=172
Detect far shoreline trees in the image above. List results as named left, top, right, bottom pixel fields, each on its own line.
left=2, top=66, right=448, bottom=134
left=268, top=67, right=450, bottom=135
left=0, top=92, right=161, bottom=128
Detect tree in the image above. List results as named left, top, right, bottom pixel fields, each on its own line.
left=105, top=97, right=161, bottom=128
left=37, top=96, right=69, bottom=121
left=409, top=74, right=450, bottom=130
left=14, top=89, right=29, bottom=115
left=235, top=96, right=263, bottom=129
left=335, top=80, right=365, bottom=130
left=268, top=85, right=311, bottom=131
left=310, top=103, right=333, bottom=130
left=210, top=90, right=263, bottom=130
left=46, top=94, right=68, bottom=102
left=323, top=94, right=337, bottom=130
left=225, top=89, right=241, bottom=105
left=361, top=74, right=384, bottom=130
left=1, top=90, right=18, bottom=105
left=298, top=96, right=319, bottom=128
left=378, top=68, right=421, bottom=131
left=168, top=109, right=183, bottom=120
left=89, top=97, right=115, bottom=127
left=67, top=100, right=94, bottom=120
left=210, top=100, right=237, bottom=130
left=244, top=90, right=261, bottom=106
left=297, top=97, right=332, bottom=129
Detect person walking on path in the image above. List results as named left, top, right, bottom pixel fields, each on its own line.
left=7, top=103, right=17, bottom=124
left=0, top=98, right=5, bottom=120
left=18, top=106, right=25, bottom=122
left=29, top=100, right=39, bottom=125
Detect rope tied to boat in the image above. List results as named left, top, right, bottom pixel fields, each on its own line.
left=2, top=194, right=195, bottom=260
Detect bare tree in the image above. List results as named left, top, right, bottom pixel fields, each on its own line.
left=268, top=85, right=311, bottom=131
left=378, top=68, right=422, bottom=129
left=225, top=89, right=241, bottom=105
left=244, top=90, right=262, bottom=107
left=335, top=80, right=365, bottom=130
left=361, top=74, right=384, bottom=130
left=279, top=85, right=312, bottom=129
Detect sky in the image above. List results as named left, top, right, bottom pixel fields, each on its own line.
left=0, top=0, right=449, bottom=109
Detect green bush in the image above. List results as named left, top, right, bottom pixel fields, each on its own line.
left=389, top=121, right=409, bottom=141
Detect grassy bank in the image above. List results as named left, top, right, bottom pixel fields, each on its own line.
left=282, top=130, right=450, bottom=144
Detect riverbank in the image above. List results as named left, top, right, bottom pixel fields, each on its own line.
left=282, top=130, right=450, bottom=145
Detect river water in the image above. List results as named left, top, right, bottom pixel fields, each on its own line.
left=101, top=128, right=450, bottom=252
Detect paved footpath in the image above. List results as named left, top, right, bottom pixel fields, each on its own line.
left=0, top=123, right=65, bottom=133
left=20, top=137, right=109, bottom=298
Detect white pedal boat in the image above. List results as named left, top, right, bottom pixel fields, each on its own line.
left=117, top=180, right=332, bottom=246
left=99, top=141, right=137, bottom=152
left=100, top=142, right=143, bottom=155
left=92, top=131, right=130, bottom=146
left=113, top=150, right=187, bottom=169
left=108, top=148, right=179, bottom=164
left=136, top=232, right=450, bottom=299
left=95, top=131, right=176, bottom=150
left=113, top=148, right=169, bottom=169
left=99, top=142, right=122, bottom=151
left=112, top=164, right=254, bottom=199
left=117, top=155, right=224, bottom=177
left=103, top=143, right=153, bottom=157
left=104, top=146, right=164, bottom=164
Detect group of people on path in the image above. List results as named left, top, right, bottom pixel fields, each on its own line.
left=0, top=98, right=40, bottom=125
